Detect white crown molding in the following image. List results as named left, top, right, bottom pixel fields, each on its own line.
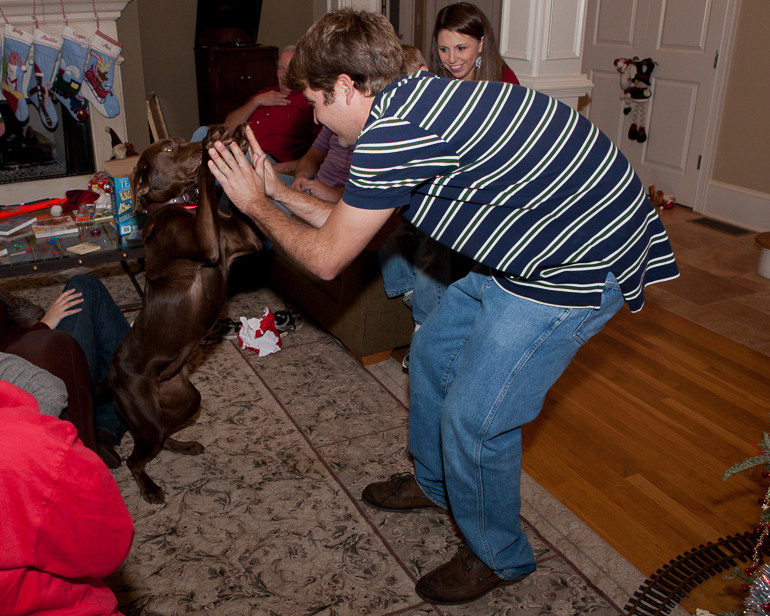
left=515, top=73, right=594, bottom=100
left=0, top=1, right=130, bottom=26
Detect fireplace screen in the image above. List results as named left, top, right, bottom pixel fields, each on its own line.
left=0, top=101, right=95, bottom=185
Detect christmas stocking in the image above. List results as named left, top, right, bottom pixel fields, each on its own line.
left=82, top=30, right=122, bottom=118
left=51, top=27, right=90, bottom=122
left=28, top=29, right=62, bottom=130
left=1, top=25, right=34, bottom=123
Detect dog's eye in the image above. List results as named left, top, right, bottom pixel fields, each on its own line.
left=163, top=143, right=173, bottom=152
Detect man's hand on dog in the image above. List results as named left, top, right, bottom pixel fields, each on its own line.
left=208, top=126, right=286, bottom=215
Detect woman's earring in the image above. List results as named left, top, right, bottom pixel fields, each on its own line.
left=475, top=55, right=482, bottom=69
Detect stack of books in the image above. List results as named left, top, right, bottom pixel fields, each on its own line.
left=31, top=216, right=79, bottom=239
left=0, top=216, right=37, bottom=236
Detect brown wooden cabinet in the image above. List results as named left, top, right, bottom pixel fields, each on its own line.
left=194, top=45, right=278, bottom=126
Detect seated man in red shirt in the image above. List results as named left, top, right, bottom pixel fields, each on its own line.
left=222, top=45, right=320, bottom=163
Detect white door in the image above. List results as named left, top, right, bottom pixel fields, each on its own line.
left=580, top=0, right=728, bottom=208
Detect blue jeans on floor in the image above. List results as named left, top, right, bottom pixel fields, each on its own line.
left=56, top=275, right=131, bottom=444
left=377, top=221, right=453, bottom=327
left=408, top=267, right=624, bottom=578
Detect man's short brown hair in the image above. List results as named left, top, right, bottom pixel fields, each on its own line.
left=286, top=9, right=404, bottom=104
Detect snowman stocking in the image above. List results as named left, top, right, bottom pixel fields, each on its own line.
left=82, top=30, right=122, bottom=118
left=28, top=29, right=62, bottom=130
left=51, top=27, right=90, bottom=122
left=1, top=25, right=34, bottom=123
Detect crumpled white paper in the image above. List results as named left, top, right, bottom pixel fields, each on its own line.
left=237, top=308, right=282, bottom=357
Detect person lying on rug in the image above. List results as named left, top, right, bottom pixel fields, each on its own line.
left=0, top=275, right=131, bottom=468
left=0, top=381, right=134, bottom=616
left=207, top=8, right=679, bottom=606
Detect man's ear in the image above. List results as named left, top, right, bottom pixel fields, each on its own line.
left=337, top=74, right=356, bottom=105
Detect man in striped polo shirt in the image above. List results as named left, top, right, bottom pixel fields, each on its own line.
left=208, top=8, right=679, bottom=605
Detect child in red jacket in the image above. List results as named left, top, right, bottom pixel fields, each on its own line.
left=0, top=382, right=134, bottom=615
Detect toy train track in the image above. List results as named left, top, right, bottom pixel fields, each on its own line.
left=625, top=531, right=770, bottom=616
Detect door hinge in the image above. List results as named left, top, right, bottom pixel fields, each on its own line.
left=697, top=155, right=702, bottom=170
left=714, top=50, right=719, bottom=69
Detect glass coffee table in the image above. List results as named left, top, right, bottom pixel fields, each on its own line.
left=0, top=218, right=145, bottom=309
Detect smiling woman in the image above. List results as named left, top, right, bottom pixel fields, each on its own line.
left=428, top=2, right=519, bottom=85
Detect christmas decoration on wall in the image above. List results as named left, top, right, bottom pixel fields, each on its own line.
left=614, top=56, right=656, bottom=143
left=82, top=30, right=122, bottom=118
left=2, top=24, right=34, bottom=123
left=28, top=29, right=63, bottom=130
left=51, top=26, right=91, bottom=122
left=722, top=431, right=770, bottom=615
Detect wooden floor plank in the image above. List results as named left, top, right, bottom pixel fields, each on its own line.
left=522, top=298, right=770, bottom=612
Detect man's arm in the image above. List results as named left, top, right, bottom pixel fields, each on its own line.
left=294, top=179, right=345, bottom=203
left=246, top=193, right=392, bottom=280
left=290, top=146, right=326, bottom=188
left=271, top=159, right=300, bottom=174
left=290, top=145, right=343, bottom=202
left=223, top=89, right=289, bottom=130
left=208, top=131, right=393, bottom=280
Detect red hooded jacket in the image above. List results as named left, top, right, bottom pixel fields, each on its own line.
left=0, top=382, right=134, bottom=615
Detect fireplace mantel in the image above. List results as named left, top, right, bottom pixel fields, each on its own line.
left=1, top=0, right=132, bottom=205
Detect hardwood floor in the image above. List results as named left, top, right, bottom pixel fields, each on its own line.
left=522, top=206, right=770, bottom=614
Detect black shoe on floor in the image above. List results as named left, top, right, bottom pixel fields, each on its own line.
left=274, top=310, right=304, bottom=333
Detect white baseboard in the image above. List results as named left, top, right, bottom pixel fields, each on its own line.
left=702, top=181, right=770, bottom=232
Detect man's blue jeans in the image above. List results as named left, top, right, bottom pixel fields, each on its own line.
left=408, top=267, right=624, bottom=579
left=377, top=221, right=452, bottom=327
left=56, top=275, right=131, bottom=443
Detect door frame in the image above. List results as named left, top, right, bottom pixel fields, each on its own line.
left=693, top=0, right=741, bottom=214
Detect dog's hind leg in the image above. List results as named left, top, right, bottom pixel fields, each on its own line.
left=115, top=384, right=168, bottom=504
left=160, top=371, right=205, bottom=455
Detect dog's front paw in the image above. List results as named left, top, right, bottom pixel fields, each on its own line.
left=204, top=125, right=230, bottom=150
left=232, top=123, right=250, bottom=154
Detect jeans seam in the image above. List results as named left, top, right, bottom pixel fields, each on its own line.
left=473, top=306, right=572, bottom=568
left=573, top=283, right=622, bottom=345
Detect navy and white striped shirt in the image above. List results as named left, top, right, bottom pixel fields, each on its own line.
left=343, top=73, right=679, bottom=312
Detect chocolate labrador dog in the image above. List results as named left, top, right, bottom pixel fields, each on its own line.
left=107, top=125, right=262, bottom=504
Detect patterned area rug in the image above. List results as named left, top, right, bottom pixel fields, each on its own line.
left=5, top=263, right=650, bottom=616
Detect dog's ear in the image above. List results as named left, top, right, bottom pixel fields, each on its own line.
left=131, top=156, right=152, bottom=213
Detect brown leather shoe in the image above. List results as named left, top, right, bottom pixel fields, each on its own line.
left=362, top=473, right=448, bottom=513
left=415, top=544, right=527, bottom=605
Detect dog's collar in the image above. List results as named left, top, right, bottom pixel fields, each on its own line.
left=156, top=186, right=200, bottom=207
